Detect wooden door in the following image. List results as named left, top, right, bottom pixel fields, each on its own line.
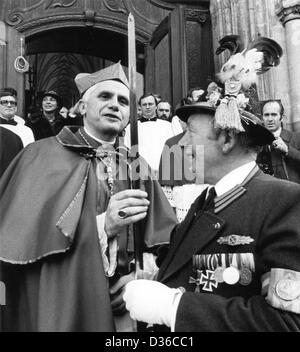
left=144, top=4, right=214, bottom=109
left=144, top=6, right=187, bottom=108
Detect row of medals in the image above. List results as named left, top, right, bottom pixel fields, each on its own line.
left=214, top=265, right=252, bottom=286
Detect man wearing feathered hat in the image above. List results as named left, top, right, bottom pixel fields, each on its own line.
left=123, top=51, right=300, bottom=331
left=0, top=62, right=177, bottom=332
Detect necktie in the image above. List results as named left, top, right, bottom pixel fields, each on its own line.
left=202, top=186, right=217, bottom=211
left=258, top=145, right=273, bottom=175
left=194, top=186, right=216, bottom=215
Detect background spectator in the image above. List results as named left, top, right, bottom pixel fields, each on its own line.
left=257, top=99, right=300, bottom=183
left=26, top=90, right=66, bottom=140
left=0, top=88, right=35, bottom=146
left=138, top=93, right=158, bottom=122
left=156, top=101, right=172, bottom=122
left=125, top=93, right=176, bottom=173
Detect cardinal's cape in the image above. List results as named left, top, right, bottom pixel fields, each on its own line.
left=0, top=127, right=177, bottom=331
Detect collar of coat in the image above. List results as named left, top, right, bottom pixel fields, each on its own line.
left=56, top=126, right=129, bottom=160
left=158, top=166, right=261, bottom=282
left=280, top=129, right=293, bottom=143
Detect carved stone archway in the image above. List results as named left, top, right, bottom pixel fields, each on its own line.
left=1, top=0, right=174, bottom=114
left=3, top=0, right=173, bottom=43
left=1, top=0, right=214, bottom=115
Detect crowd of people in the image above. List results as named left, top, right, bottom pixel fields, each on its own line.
left=1, top=60, right=300, bottom=332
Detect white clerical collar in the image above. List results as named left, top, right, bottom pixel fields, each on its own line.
left=84, top=127, right=116, bottom=145
left=273, top=127, right=282, bottom=138
left=214, top=161, right=257, bottom=197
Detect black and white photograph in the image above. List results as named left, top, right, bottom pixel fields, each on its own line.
left=0, top=0, right=300, bottom=339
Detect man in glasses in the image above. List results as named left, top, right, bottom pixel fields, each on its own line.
left=0, top=88, right=35, bottom=147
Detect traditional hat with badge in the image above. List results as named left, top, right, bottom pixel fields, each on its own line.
left=176, top=48, right=276, bottom=147
left=75, top=61, right=129, bottom=96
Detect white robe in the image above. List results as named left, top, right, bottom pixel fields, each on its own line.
left=124, top=119, right=175, bottom=172
left=1, top=115, right=35, bottom=146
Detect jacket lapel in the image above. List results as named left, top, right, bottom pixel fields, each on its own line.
left=280, top=129, right=292, bottom=143
left=157, top=191, right=205, bottom=280
left=158, top=167, right=260, bottom=282
left=158, top=210, right=225, bottom=282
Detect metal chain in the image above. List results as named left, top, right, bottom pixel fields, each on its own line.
left=79, top=129, right=115, bottom=196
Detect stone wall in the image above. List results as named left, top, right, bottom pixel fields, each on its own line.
left=210, top=0, right=300, bottom=131
left=276, top=0, right=300, bottom=130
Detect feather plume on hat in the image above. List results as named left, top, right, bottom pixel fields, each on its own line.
left=215, top=48, right=264, bottom=132
left=218, top=49, right=264, bottom=88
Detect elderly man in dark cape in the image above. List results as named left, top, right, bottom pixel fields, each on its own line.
left=0, top=63, right=177, bottom=332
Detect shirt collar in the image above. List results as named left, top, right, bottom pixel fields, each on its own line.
left=273, top=127, right=282, bottom=138
left=214, top=161, right=256, bottom=197
left=83, top=127, right=116, bottom=145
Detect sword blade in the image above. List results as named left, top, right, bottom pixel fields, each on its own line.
left=128, top=13, right=138, bottom=149
left=128, top=13, right=144, bottom=271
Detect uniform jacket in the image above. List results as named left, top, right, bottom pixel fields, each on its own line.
left=157, top=169, right=300, bottom=331
left=0, top=126, right=177, bottom=331
left=257, top=129, right=300, bottom=183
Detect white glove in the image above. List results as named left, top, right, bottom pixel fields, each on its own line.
left=123, top=280, right=183, bottom=327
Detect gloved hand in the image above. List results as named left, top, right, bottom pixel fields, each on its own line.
left=123, top=280, right=183, bottom=327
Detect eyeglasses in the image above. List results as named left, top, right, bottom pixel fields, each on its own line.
left=0, top=100, right=17, bottom=107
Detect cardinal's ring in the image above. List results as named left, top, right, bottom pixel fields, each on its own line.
left=118, top=210, right=128, bottom=219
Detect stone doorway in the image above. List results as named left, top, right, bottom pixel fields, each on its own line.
left=1, top=0, right=214, bottom=117
left=25, top=26, right=145, bottom=115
